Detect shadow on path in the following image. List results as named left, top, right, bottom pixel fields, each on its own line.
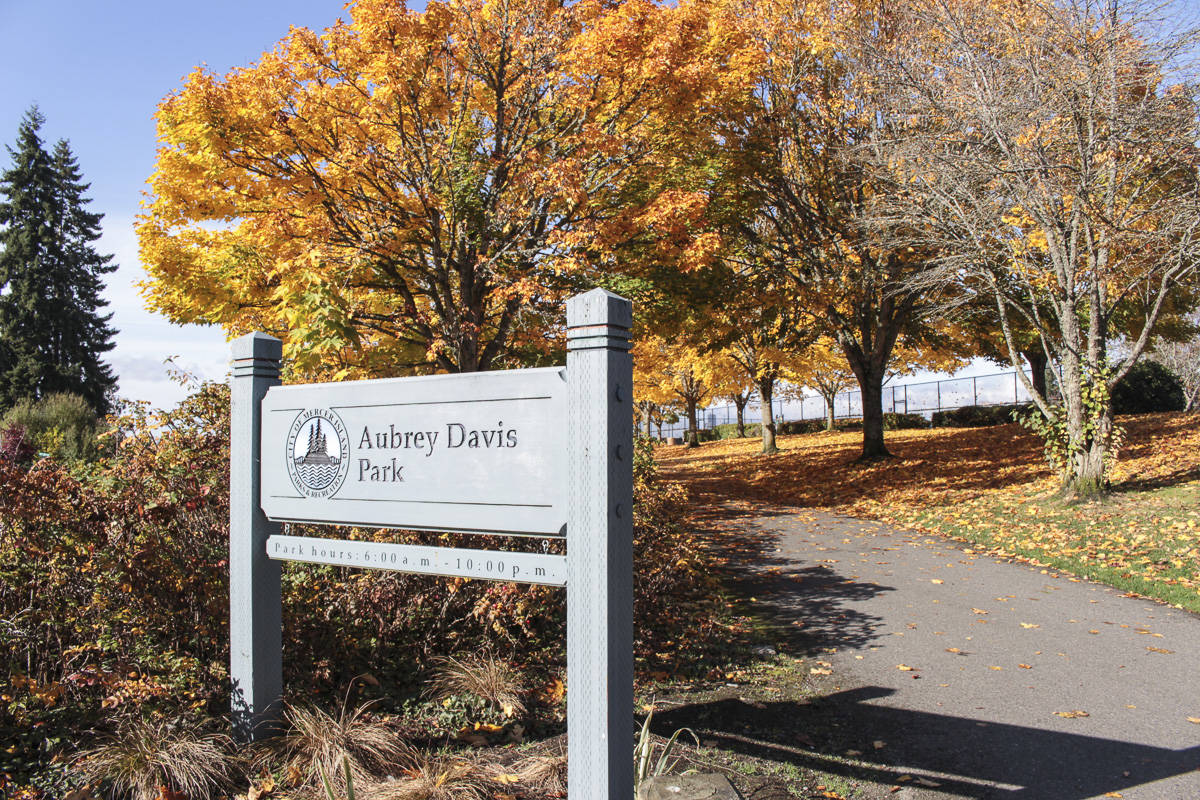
left=724, top=562, right=893, bottom=656
left=655, top=688, right=1200, bottom=799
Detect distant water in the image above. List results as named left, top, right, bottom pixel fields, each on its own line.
left=295, top=461, right=340, bottom=490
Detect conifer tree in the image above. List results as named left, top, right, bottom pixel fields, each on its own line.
left=0, top=107, right=117, bottom=414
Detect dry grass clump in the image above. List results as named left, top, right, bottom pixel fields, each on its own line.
left=424, top=655, right=526, bottom=718
left=74, top=717, right=234, bottom=800
left=357, top=756, right=491, bottom=800
left=267, top=700, right=412, bottom=791
left=491, top=752, right=567, bottom=795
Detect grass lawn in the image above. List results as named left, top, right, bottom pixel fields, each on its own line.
left=657, top=412, right=1200, bottom=613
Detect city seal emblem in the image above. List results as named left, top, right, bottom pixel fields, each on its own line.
left=286, top=409, right=350, bottom=498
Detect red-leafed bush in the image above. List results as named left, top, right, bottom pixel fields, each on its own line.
left=0, top=383, right=722, bottom=794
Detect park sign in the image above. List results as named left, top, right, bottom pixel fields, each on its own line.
left=228, top=289, right=635, bottom=800
left=259, top=367, right=568, bottom=536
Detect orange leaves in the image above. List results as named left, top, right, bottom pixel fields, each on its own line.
left=139, top=0, right=740, bottom=378
left=660, top=412, right=1200, bottom=613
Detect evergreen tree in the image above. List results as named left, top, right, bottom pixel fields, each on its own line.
left=0, top=107, right=117, bottom=414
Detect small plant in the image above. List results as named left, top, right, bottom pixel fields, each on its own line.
left=634, top=706, right=698, bottom=786
left=424, top=655, right=526, bottom=719
left=266, top=698, right=412, bottom=792
left=361, top=753, right=491, bottom=800
left=491, top=750, right=567, bottom=795
left=74, top=716, right=234, bottom=800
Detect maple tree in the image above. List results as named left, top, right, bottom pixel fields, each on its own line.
left=634, top=334, right=743, bottom=448
left=874, top=0, right=1200, bottom=495
left=138, top=0, right=740, bottom=377
left=702, top=0, right=962, bottom=461
left=720, top=294, right=810, bottom=454
left=794, top=339, right=855, bottom=432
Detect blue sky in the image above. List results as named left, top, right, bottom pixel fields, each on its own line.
left=0, top=1, right=350, bottom=408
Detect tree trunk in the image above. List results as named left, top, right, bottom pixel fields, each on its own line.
left=1058, top=347, right=1111, bottom=499
left=1022, top=348, right=1049, bottom=401
left=822, top=392, right=837, bottom=431
left=759, top=377, right=778, bottom=454
left=857, top=370, right=891, bottom=460
left=686, top=398, right=700, bottom=448
left=734, top=395, right=749, bottom=437
left=1065, top=437, right=1109, bottom=499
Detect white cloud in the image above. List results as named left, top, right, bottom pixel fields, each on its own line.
left=99, top=214, right=231, bottom=410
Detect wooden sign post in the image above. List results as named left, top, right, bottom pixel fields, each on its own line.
left=228, top=289, right=633, bottom=800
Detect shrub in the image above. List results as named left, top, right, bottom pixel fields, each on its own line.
left=884, top=412, right=929, bottom=430
left=267, top=701, right=412, bottom=791
left=932, top=404, right=1028, bottom=428
left=1111, top=360, right=1185, bottom=414
left=1, top=383, right=720, bottom=793
left=710, top=422, right=762, bottom=439
left=0, top=393, right=104, bottom=462
left=424, top=655, right=526, bottom=718
left=74, top=718, right=235, bottom=800
left=0, top=423, right=35, bottom=464
left=778, top=419, right=825, bottom=435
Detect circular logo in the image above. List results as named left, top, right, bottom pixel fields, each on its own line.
left=286, top=409, right=350, bottom=498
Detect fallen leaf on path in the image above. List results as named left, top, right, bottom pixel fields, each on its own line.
left=989, top=665, right=1003, bottom=670
left=1146, top=646, right=1174, bottom=654
left=945, top=647, right=962, bottom=654
left=1089, top=630, right=1100, bottom=634
left=1020, top=622, right=1040, bottom=629
left=1054, top=710, right=1090, bottom=718
left=810, top=668, right=832, bottom=675
left=1018, top=663, right=1032, bottom=669
left=916, top=778, right=943, bottom=787
left=897, top=664, right=916, bottom=671
left=971, top=608, right=989, bottom=615
left=1187, top=717, right=1200, bottom=724
left=930, top=579, right=944, bottom=584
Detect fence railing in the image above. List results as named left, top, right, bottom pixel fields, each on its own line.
left=652, top=369, right=1035, bottom=439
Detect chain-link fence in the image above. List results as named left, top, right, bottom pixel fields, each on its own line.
left=653, top=370, right=1035, bottom=439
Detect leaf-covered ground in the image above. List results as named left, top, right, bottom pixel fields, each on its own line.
left=658, top=413, right=1200, bottom=613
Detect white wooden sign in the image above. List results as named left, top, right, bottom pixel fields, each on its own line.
left=229, top=289, right=634, bottom=800
left=259, top=368, right=567, bottom=535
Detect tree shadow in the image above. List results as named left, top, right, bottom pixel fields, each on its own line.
left=723, top=560, right=893, bottom=656
left=654, top=688, right=1200, bottom=799
left=680, top=501, right=892, bottom=656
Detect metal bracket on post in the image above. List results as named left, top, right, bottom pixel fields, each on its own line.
left=230, top=332, right=283, bottom=742
left=566, top=289, right=634, bottom=800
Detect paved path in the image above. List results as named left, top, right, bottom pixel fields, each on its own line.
left=737, top=510, right=1200, bottom=799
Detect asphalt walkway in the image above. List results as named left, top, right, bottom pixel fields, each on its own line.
left=736, top=510, right=1200, bottom=799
